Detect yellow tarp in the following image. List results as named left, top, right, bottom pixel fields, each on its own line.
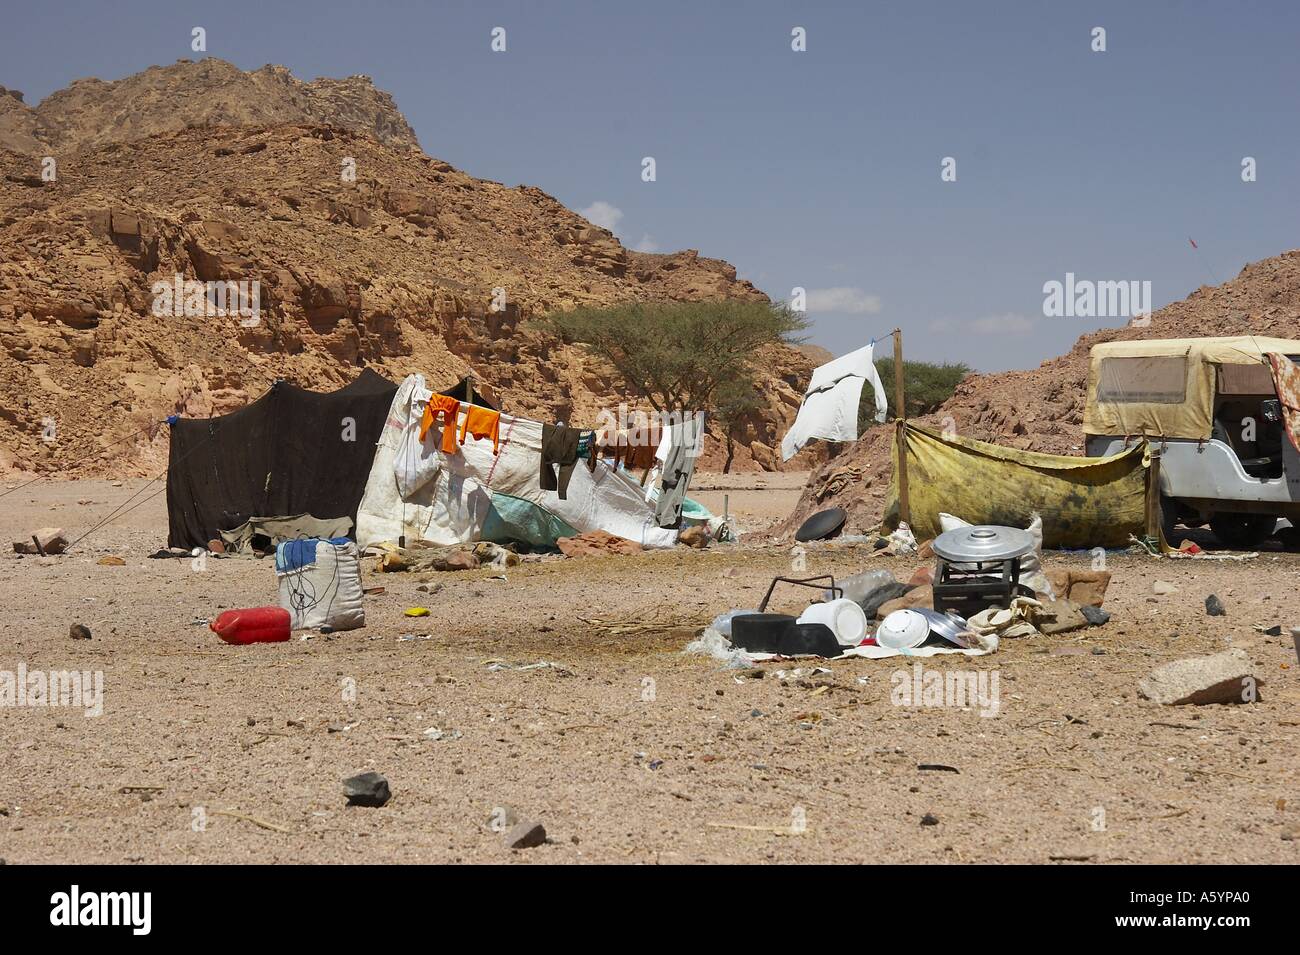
left=884, top=422, right=1150, bottom=548
left=1084, top=336, right=1300, bottom=441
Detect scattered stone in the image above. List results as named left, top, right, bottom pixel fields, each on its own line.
left=343, top=771, right=391, bottom=807
left=1081, top=605, right=1111, bottom=627
left=1038, top=598, right=1089, bottom=635
left=1152, top=580, right=1178, bottom=595
left=556, top=530, right=643, bottom=557
left=1263, top=625, right=1282, bottom=637
left=678, top=525, right=709, bottom=549
left=1044, top=568, right=1111, bottom=607
left=907, top=566, right=934, bottom=587
left=920, top=813, right=940, bottom=826
left=503, top=820, right=547, bottom=849
left=877, top=584, right=933, bottom=619
left=873, top=537, right=889, bottom=550
left=1138, top=649, right=1261, bottom=706
left=1205, top=594, right=1226, bottom=617
left=433, top=550, right=479, bottom=572
left=68, top=623, right=91, bottom=640
left=13, top=527, right=67, bottom=555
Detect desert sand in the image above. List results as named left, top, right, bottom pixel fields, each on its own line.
left=1, top=474, right=1297, bottom=864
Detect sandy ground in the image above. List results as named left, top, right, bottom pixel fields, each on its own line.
left=1, top=474, right=1298, bottom=864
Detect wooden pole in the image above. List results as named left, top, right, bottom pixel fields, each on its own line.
left=893, top=328, right=911, bottom=528
left=1146, top=446, right=1163, bottom=546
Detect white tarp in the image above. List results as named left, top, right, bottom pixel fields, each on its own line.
left=357, top=374, right=680, bottom=549
left=780, top=342, right=887, bottom=461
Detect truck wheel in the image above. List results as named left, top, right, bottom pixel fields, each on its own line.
left=1208, top=513, right=1276, bottom=549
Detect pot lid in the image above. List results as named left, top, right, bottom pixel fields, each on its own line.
left=795, top=507, right=846, bottom=542
left=932, top=525, right=1033, bottom=562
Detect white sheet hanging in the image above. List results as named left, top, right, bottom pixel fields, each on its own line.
left=780, top=342, right=887, bottom=461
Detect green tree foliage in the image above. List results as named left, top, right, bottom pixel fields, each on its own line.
left=863, top=357, right=971, bottom=430
left=537, top=299, right=808, bottom=413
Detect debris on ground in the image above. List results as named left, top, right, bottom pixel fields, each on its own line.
left=1044, top=569, right=1111, bottom=607
left=1138, top=649, right=1261, bottom=706
left=343, top=771, right=391, bottom=807
left=1206, top=594, right=1227, bottom=616
left=1152, top=580, right=1178, bottom=595
left=13, top=527, right=67, bottom=555
left=1080, top=605, right=1111, bottom=627
left=68, top=623, right=92, bottom=640
left=504, top=819, right=547, bottom=849
left=556, top=530, right=643, bottom=557
left=96, top=555, right=126, bottom=566
left=677, top=525, right=710, bottom=548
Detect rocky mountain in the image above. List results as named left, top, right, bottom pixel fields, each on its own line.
left=0, top=59, right=420, bottom=154
left=0, top=59, right=812, bottom=477
left=779, top=250, right=1300, bottom=537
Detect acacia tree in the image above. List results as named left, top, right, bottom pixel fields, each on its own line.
left=538, top=299, right=808, bottom=415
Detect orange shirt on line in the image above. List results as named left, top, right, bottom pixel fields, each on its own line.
left=459, top=405, right=501, bottom=453
left=418, top=395, right=461, bottom=454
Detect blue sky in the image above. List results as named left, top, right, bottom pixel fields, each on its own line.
left=4, top=0, right=1298, bottom=370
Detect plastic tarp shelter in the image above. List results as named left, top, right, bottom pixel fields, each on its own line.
left=883, top=422, right=1150, bottom=549
left=357, top=374, right=681, bottom=549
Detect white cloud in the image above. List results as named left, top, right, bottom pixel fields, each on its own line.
left=805, top=287, right=883, bottom=314
left=632, top=233, right=659, bottom=253
left=579, top=200, right=623, bottom=232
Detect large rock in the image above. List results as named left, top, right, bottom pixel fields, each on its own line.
left=343, top=771, right=391, bottom=807
left=1138, top=649, right=1261, bottom=706
left=1044, top=569, right=1111, bottom=607
left=877, top=585, right=932, bottom=618
left=557, top=530, right=643, bottom=558
left=13, top=527, right=68, bottom=555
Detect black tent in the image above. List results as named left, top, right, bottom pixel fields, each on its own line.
left=166, top=368, right=398, bottom=550
left=438, top=375, right=497, bottom=410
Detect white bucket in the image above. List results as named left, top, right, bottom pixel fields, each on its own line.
left=797, top=599, right=868, bottom=647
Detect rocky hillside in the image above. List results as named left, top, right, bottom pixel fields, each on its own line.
left=779, top=251, right=1300, bottom=537
left=0, top=59, right=812, bottom=477
left=0, top=59, right=420, bottom=154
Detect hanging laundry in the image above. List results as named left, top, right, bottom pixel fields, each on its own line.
left=656, top=413, right=706, bottom=527
left=541, top=423, right=582, bottom=499
left=576, top=429, right=598, bottom=471
left=597, top=428, right=657, bottom=471
left=459, top=405, right=501, bottom=453
left=781, top=342, right=887, bottom=461
left=419, top=394, right=461, bottom=454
